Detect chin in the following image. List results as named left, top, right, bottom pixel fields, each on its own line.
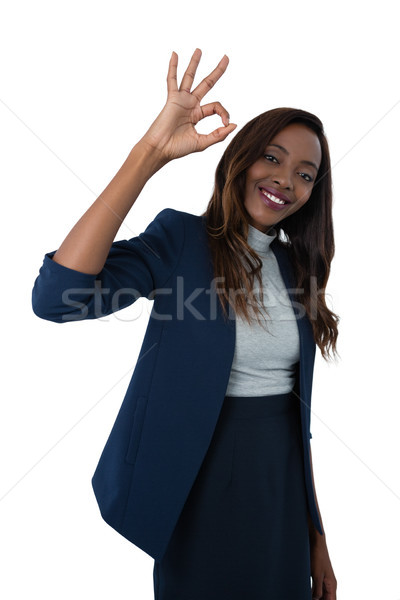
left=248, top=218, right=273, bottom=233
left=249, top=211, right=279, bottom=228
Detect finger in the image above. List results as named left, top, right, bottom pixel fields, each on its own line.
left=200, top=101, right=231, bottom=127
left=323, top=576, right=337, bottom=599
left=195, top=122, right=237, bottom=152
left=311, top=583, right=323, bottom=599
left=167, top=51, right=179, bottom=94
left=191, top=54, right=229, bottom=102
left=179, top=48, right=202, bottom=93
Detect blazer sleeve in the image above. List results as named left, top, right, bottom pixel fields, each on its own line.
left=31, top=208, right=185, bottom=323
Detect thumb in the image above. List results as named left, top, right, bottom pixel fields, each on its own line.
left=196, top=122, right=237, bottom=152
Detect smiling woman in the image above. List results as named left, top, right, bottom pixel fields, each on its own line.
left=32, top=50, right=338, bottom=600
left=202, top=107, right=338, bottom=362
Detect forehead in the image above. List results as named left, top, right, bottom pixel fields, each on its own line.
left=268, top=123, right=322, bottom=166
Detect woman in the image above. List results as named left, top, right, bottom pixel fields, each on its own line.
left=32, top=49, right=338, bottom=599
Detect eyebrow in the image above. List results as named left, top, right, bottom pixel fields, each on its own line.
left=267, top=143, right=319, bottom=172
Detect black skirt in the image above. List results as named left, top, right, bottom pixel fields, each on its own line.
left=153, top=391, right=312, bottom=599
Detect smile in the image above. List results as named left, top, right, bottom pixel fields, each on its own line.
left=258, top=188, right=291, bottom=211
left=260, top=189, right=287, bottom=205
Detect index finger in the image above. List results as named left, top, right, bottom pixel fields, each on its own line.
left=166, top=51, right=179, bottom=94
left=191, top=55, right=230, bottom=102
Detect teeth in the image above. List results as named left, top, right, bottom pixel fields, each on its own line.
left=260, top=189, right=286, bottom=205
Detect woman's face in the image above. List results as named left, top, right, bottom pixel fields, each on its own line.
left=243, top=122, right=322, bottom=232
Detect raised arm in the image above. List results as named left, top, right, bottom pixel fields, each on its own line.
left=50, top=141, right=167, bottom=275
left=32, top=49, right=237, bottom=323
left=50, top=49, right=237, bottom=276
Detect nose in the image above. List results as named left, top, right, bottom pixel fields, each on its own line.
left=272, top=170, right=293, bottom=190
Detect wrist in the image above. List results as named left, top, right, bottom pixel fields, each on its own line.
left=135, top=137, right=171, bottom=171
left=127, top=138, right=170, bottom=178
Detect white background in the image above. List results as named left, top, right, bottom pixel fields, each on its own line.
left=1, top=0, right=399, bottom=598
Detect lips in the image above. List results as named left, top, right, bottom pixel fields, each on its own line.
left=258, top=187, right=292, bottom=204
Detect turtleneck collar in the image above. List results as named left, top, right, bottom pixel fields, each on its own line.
left=246, top=223, right=278, bottom=254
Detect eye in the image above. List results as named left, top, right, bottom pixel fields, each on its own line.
left=299, top=172, right=314, bottom=183
left=263, top=154, right=279, bottom=163
left=263, top=154, right=314, bottom=183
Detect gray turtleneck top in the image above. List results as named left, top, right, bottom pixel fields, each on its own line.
left=225, top=223, right=300, bottom=397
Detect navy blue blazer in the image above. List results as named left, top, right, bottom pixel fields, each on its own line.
left=32, top=207, right=323, bottom=562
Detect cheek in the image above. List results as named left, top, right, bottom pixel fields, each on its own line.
left=296, top=185, right=313, bottom=205
left=286, top=187, right=313, bottom=215
left=246, top=161, right=265, bottom=182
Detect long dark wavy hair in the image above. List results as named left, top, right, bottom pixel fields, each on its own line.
left=201, top=107, right=340, bottom=362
